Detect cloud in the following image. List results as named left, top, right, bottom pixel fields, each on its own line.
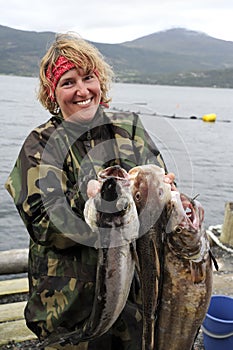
left=1, top=0, right=233, bottom=43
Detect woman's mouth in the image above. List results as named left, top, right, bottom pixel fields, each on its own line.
left=75, top=98, right=92, bottom=106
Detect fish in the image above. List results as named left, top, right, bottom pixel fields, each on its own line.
left=81, top=165, right=139, bottom=338
left=37, top=165, right=139, bottom=348
left=129, top=164, right=172, bottom=350
left=155, top=192, right=213, bottom=350
left=129, top=164, right=214, bottom=350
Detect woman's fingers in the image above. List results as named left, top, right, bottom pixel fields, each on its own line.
left=87, top=180, right=101, bottom=198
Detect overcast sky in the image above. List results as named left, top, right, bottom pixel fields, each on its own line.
left=1, top=0, right=233, bottom=43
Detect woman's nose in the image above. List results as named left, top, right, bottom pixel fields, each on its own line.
left=75, top=80, right=88, bottom=95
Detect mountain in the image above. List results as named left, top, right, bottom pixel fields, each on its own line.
left=1, top=25, right=233, bottom=87
left=123, top=28, right=233, bottom=60
left=0, top=25, right=55, bottom=76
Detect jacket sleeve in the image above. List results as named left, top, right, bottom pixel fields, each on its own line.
left=5, top=128, right=96, bottom=250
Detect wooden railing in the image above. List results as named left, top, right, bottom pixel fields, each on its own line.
left=0, top=277, right=37, bottom=346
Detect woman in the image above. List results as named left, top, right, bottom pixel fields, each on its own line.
left=5, top=33, right=174, bottom=349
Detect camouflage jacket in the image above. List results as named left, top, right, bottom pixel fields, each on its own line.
left=5, top=106, right=166, bottom=346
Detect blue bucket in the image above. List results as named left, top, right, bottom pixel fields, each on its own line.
left=202, top=295, right=233, bottom=350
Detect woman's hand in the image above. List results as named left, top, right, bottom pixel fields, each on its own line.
left=87, top=179, right=101, bottom=198
left=164, top=172, right=177, bottom=191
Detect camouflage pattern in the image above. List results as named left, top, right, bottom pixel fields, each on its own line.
left=5, top=106, right=166, bottom=349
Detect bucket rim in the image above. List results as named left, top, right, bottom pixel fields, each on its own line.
left=210, top=294, right=233, bottom=300
left=202, top=325, right=233, bottom=339
left=206, top=295, right=233, bottom=324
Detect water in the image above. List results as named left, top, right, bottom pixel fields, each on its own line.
left=0, top=76, right=232, bottom=251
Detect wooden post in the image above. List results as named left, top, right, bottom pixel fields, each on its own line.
left=0, top=249, right=28, bottom=275
left=220, top=202, right=233, bottom=247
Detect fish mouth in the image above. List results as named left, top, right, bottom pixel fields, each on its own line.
left=167, top=193, right=206, bottom=259
left=98, top=165, right=130, bottom=186
left=178, top=194, right=203, bottom=230
left=95, top=177, right=130, bottom=216
left=168, top=192, right=202, bottom=231
left=94, top=165, right=131, bottom=214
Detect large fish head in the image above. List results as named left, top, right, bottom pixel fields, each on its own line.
left=96, top=165, right=132, bottom=215
left=173, top=194, right=204, bottom=241
left=84, top=165, right=139, bottom=248
left=168, top=193, right=207, bottom=259
left=129, top=164, right=172, bottom=233
left=129, top=164, right=171, bottom=211
left=168, top=193, right=210, bottom=282
left=95, top=177, right=130, bottom=216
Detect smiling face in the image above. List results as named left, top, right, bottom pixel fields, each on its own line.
left=55, top=68, right=101, bottom=122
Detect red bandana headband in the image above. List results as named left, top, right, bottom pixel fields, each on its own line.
left=46, top=55, right=76, bottom=101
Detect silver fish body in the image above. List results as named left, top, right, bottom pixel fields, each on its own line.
left=38, top=165, right=139, bottom=348
left=82, top=243, right=137, bottom=339
left=82, top=166, right=139, bottom=340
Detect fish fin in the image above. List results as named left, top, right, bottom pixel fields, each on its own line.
left=130, top=242, right=141, bottom=273
left=191, top=193, right=200, bottom=201
left=152, top=237, right=160, bottom=277
left=190, top=261, right=206, bottom=283
left=209, top=249, right=219, bottom=271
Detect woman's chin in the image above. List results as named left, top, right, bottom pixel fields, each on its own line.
left=66, top=105, right=99, bottom=123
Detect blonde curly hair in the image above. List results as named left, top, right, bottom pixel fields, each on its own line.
left=38, top=32, right=114, bottom=115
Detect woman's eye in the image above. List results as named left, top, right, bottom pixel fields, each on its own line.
left=84, top=74, right=94, bottom=81
left=62, top=80, right=73, bottom=86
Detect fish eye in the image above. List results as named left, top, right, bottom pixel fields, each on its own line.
left=174, top=225, right=183, bottom=234
left=122, top=203, right=129, bottom=212
left=158, top=187, right=164, bottom=198
left=135, top=191, right=141, bottom=202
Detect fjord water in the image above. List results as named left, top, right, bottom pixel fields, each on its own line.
left=0, top=75, right=232, bottom=251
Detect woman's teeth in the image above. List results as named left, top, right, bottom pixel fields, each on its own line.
left=76, top=98, right=91, bottom=105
